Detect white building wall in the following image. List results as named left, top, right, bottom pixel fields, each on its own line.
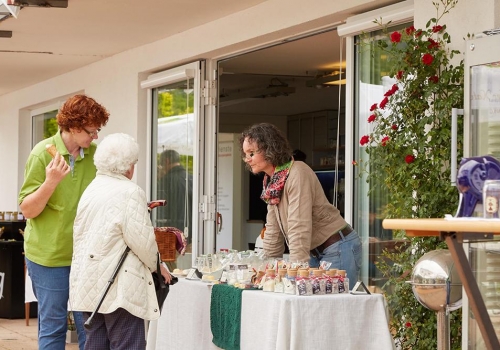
left=1, top=0, right=498, bottom=213
left=0, top=0, right=388, bottom=211
left=415, top=0, right=499, bottom=62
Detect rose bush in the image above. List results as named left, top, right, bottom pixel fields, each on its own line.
left=357, top=0, right=464, bottom=349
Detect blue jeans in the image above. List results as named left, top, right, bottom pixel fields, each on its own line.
left=26, top=258, right=86, bottom=350
left=309, top=229, right=362, bottom=290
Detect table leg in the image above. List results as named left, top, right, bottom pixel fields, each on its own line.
left=444, top=233, right=500, bottom=350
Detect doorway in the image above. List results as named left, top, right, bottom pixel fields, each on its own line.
left=216, top=28, right=346, bottom=252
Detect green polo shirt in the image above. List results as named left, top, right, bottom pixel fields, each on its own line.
left=18, top=131, right=97, bottom=267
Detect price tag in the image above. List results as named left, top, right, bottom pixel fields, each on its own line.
left=220, top=271, right=228, bottom=283
left=186, top=268, right=200, bottom=280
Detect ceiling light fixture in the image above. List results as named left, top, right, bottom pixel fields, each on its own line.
left=305, top=72, right=346, bottom=88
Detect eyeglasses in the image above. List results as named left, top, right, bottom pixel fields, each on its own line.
left=82, top=127, right=101, bottom=138
left=242, top=150, right=260, bottom=161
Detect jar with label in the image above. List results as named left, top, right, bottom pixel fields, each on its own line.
left=263, top=269, right=276, bottom=292
left=325, top=269, right=339, bottom=294
left=284, top=268, right=297, bottom=295
left=274, top=268, right=287, bottom=293
left=337, top=270, right=348, bottom=293
left=296, top=269, right=312, bottom=296
left=483, top=180, right=500, bottom=218
left=311, top=269, right=326, bottom=295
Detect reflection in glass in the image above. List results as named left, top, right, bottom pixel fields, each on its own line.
left=32, top=109, right=58, bottom=145
left=152, top=79, right=194, bottom=269
left=469, top=60, right=500, bottom=348
left=354, top=24, right=409, bottom=290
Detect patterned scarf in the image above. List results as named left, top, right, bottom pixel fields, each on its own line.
left=260, top=160, right=293, bottom=205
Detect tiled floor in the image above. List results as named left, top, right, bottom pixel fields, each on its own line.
left=0, top=318, right=78, bottom=350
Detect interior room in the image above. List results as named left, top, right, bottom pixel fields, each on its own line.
left=217, top=28, right=347, bottom=251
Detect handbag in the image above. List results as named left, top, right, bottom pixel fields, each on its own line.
left=152, top=253, right=178, bottom=313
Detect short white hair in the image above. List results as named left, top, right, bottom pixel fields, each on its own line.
left=94, top=133, right=139, bottom=175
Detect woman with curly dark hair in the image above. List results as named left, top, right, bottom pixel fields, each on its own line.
left=19, top=94, right=109, bottom=350
left=240, top=123, right=362, bottom=289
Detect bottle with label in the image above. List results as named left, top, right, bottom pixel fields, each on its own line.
left=284, top=268, right=297, bottom=295
left=337, top=270, right=348, bottom=293
left=263, top=269, right=276, bottom=292
left=311, top=269, right=326, bottom=295
left=325, top=269, right=334, bottom=294
left=274, top=268, right=287, bottom=293
left=296, top=269, right=312, bottom=296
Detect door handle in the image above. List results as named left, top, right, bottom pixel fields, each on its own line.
left=216, top=212, right=223, bottom=232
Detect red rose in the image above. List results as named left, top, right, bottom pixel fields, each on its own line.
left=405, top=155, right=415, bottom=164
left=368, top=114, right=376, bottom=123
left=380, top=97, right=389, bottom=109
left=428, top=75, right=439, bottom=84
left=396, top=71, right=404, bottom=80
left=422, top=53, right=434, bottom=65
left=381, top=136, right=390, bottom=146
left=405, top=322, right=412, bottom=328
left=432, top=25, right=443, bottom=33
left=390, top=31, right=402, bottom=43
left=360, top=135, right=370, bottom=146
left=415, top=30, right=423, bottom=37
left=384, top=84, right=398, bottom=97
left=427, top=38, right=439, bottom=50
left=391, top=124, right=398, bottom=131
left=405, top=26, right=415, bottom=35
left=370, top=103, right=378, bottom=111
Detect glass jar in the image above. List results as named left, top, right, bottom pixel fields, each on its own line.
left=483, top=180, right=500, bottom=218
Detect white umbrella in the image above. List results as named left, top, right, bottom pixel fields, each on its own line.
left=157, top=113, right=194, bottom=156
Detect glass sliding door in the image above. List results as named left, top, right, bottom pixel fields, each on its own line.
left=141, top=61, right=205, bottom=269
left=353, top=23, right=410, bottom=289
left=464, top=33, right=500, bottom=349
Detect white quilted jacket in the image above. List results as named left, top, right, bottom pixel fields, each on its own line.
left=70, top=170, right=160, bottom=320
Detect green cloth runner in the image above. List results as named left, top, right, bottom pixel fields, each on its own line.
left=210, top=284, right=244, bottom=350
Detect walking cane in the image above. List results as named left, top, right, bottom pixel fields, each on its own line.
left=84, top=246, right=131, bottom=329
left=83, top=199, right=165, bottom=329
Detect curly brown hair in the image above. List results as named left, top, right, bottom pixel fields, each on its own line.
left=56, top=94, right=109, bottom=132
left=239, top=123, right=292, bottom=167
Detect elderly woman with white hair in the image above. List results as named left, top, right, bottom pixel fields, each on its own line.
left=69, top=133, right=171, bottom=350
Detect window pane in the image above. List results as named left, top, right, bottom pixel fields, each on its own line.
left=32, top=110, right=58, bottom=145
left=354, top=23, right=410, bottom=290
left=152, top=79, right=194, bottom=270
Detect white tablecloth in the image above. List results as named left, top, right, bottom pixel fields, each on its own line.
left=240, top=291, right=395, bottom=350
left=146, top=278, right=219, bottom=350
left=146, top=278, right=395, bottom=350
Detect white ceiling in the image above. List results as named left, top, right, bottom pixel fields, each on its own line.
left=0, top=0, right=399, bottom=115
left=0, top=0, right=268, bottom=96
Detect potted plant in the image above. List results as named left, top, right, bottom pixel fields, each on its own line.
left=66, top=311, right=78, bottom=344
left=357, top=0, right=464, bottom=348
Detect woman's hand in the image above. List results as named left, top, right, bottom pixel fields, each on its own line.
left=160, top=262, right=172, bottom=284
left=46, top=152, right=71, bottom=185
left=20, top=152, right=70, bottom=219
